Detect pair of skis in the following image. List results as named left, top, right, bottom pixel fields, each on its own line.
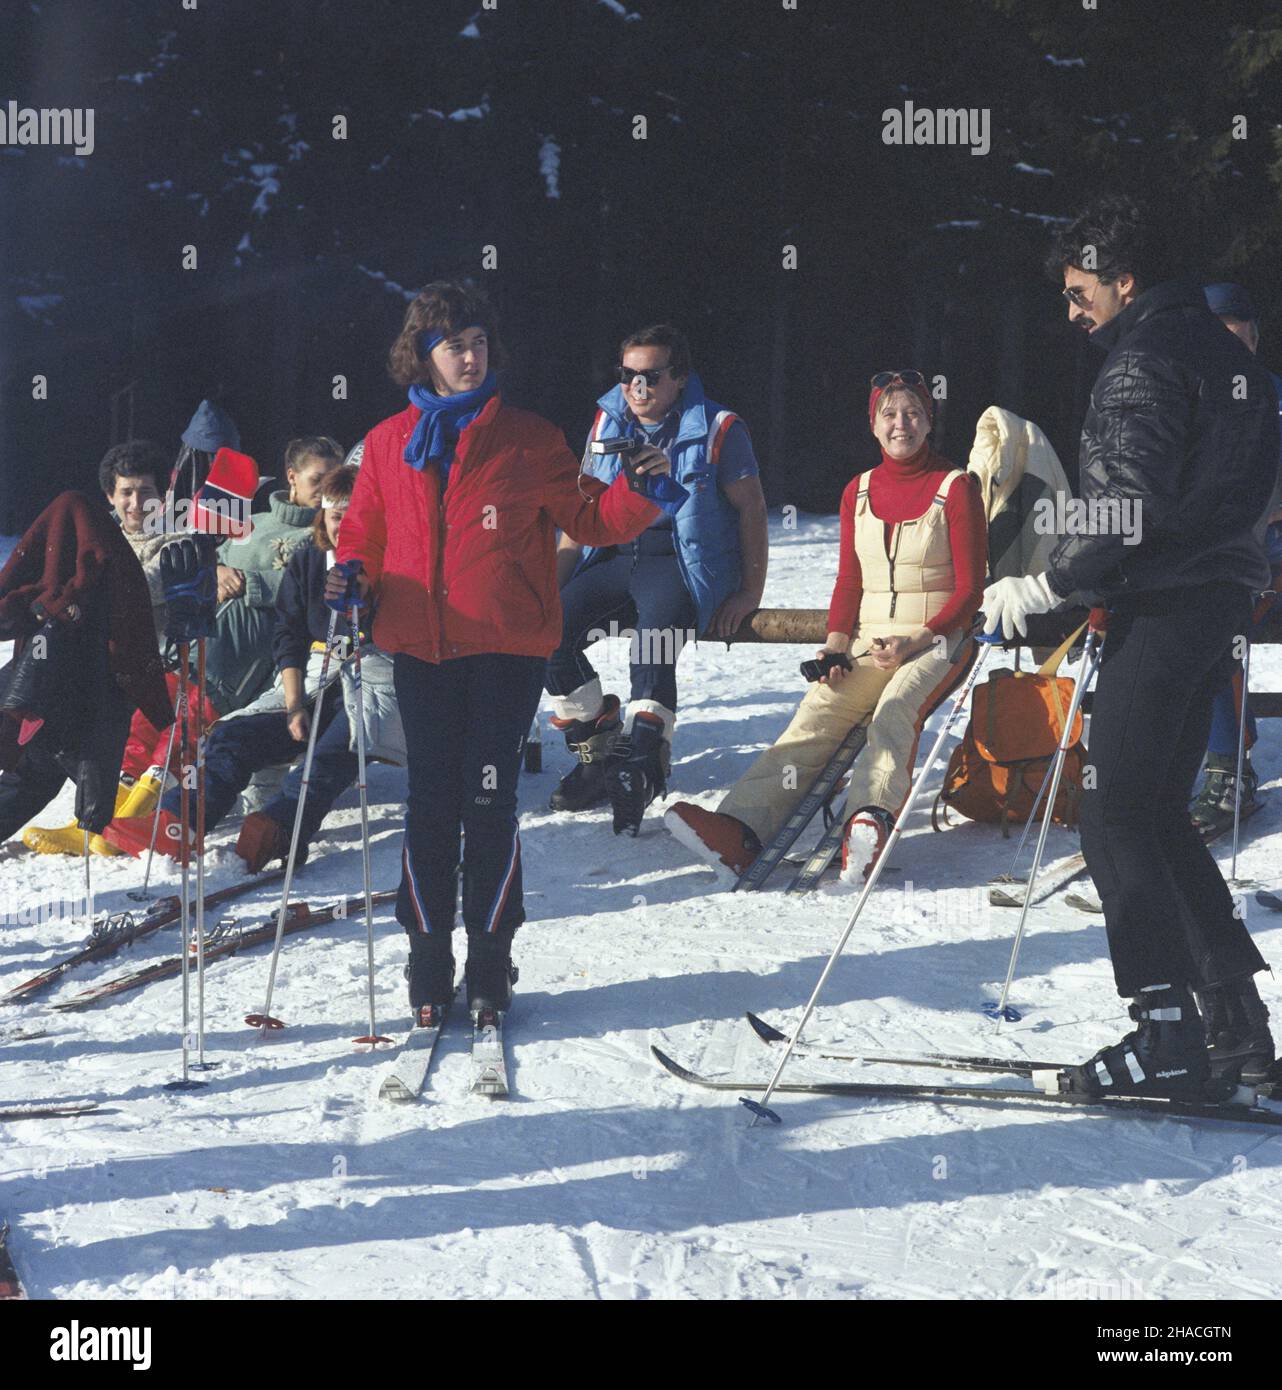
left=51, top=889, right=394, bottom=1013
left=379, top=994, right=510, bottom=1103
left=1, top=870, right=285, bottom=1005
left=734, top=722, right=869, bottom=894
left=652, top=1012, right=1282, bottom=1128
left=987, top=807, right=1261, bottom=911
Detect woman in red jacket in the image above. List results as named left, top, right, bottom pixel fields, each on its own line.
left=331, top=283, right=671, bottom=1028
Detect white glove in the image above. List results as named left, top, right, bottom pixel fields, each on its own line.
left=981, top=572, right=1060, bottom=640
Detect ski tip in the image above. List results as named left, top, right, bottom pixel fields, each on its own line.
left=739, top=1097, right=782, bottom=1124
left=744, top=1012, right=788, bottom=1044
left=650, top=1045, right=699, bottom=1082
left=244, top=1013, right=284, bottom=1031
left=980, top=1002, right=1023, bottom=1023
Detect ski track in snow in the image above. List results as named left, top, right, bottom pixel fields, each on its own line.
left=1, top=517, right=1280, bottom=1301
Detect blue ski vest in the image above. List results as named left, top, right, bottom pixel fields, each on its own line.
left=575, top=373, right=745, bottom=635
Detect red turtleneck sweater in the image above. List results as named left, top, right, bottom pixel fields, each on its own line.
left=826, top=445, right=987, bottom=638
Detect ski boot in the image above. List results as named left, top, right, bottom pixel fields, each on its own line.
left=405, top=934, right=456, bottom=1027
left=548, top=694, right=622, bottom=812
left=100, top=804, right=196, bottom=861
left=1195, top=973, right=1275, bottom=1089
left=1058, top=983, right=1218, bottom=1101
left=607, top=711, right=671, bottom=837
left=465, top=934, right=518, bottom=1017
left=839, top=805, right=894, bottom=887
left=235, top=811, right=289, bottom=874
left=1191, top=752, right=1259, bottom=838
left=664, top=802, right=761, bottom=881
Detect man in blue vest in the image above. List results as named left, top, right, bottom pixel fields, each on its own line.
left=1191, top=283, right=1282, bottom=837
left=547, top=324, right=768, bottom=836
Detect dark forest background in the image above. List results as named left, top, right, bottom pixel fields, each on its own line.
left=2, top=0, right=1280, bottom=533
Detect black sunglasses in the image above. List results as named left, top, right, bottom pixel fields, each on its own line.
left=870, top=370, right=926, bottom=389
left=617, top=366, right=671, bottom=387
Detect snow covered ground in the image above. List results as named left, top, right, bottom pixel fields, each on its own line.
left=2, top=515, right=1281, bottom=1301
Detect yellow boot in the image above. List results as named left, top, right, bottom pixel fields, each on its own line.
left=22, top=778, right=136, bottom=857
left=113, top=765, right=170, bottom=821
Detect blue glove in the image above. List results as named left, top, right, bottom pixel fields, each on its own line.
left=326, top=558, right=367, bottom=613
left=160, top=538, right=216, bottom=643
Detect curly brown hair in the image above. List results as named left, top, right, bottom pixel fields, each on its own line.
left=387, top=281, right=505, bottom=388
left=311, top=464, right=359, bottom=551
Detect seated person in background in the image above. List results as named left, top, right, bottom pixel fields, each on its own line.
left=22, top=441, right=203, bottom=856
left=105, top=465, right=404, bottom=873
left=202, top=434, right=343, bottom=718
left=665, top=373, right=986, bottom=887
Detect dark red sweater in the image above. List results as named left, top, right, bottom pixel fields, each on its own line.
left=827, top=447, right=987, bottom=637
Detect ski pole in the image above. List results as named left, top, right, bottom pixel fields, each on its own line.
left=166, top=642, right=206, bottom=1091
left=81, top=828, right=92, bottom=932
left=990, top=612, right=1105, bottom=1030
left=745, top=630, right=994, bottom=1126
left=992, top=754, right=1058, bottom=885
left=347, top=605, right=391, bottom=1047
left=245, top=610, right=342, bottom=1034
left=1230, top=636, right=1251, bottom=884
left=193, top=638, right=216, bottom=1071
left=127, top=685, right=183, bottom=903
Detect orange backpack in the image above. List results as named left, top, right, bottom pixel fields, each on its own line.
left=933, top=622, right=1089, bottom=835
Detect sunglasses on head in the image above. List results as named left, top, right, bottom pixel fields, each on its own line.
left=618, top=366, right=671, bottom=387
left=870, top=370, right=926, bottom=390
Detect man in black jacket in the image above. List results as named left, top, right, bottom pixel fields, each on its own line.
left=983, top=195, right=1279, bottom=1102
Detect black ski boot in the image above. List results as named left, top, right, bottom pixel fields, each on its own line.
left=548, top=695, right=622, bottom=812
left=405, top=934, right=455, bottom=1026
left=607, top=714, right=670, bottom=837
left=1059, top=983, right=1217, bottom=1101
left=465, top=934, right=518, bottom=1016
left=1196, top=973, right=1275, bottom=1088
left=1191, top=753, right=1259, bottom=837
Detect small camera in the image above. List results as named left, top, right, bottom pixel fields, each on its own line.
left=800, top=650, right=853, bottom=683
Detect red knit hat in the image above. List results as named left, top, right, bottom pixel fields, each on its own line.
left=868, top=378, right=934, bottom=431
left=194, top=448, right=259, bottom=539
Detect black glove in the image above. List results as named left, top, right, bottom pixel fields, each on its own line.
left=160, top=537, right=216, bottom=643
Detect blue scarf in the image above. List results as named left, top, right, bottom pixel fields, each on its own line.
left=404, top=371, right=498, bottom=481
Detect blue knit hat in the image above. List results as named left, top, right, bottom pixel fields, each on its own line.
left=181, top=399, right=241, bottom=453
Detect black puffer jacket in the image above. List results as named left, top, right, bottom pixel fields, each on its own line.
left=1046, top=279, right=1279, bottom=603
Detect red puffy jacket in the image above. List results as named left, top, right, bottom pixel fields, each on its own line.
left=336, top=395, right=660, bottom=663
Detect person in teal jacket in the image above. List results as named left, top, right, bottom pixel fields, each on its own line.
left=547, top=324, right=768, bottom=835
left=203, top=434, right=342, bottom=715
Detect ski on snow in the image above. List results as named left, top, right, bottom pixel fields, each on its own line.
left=1, top=869, right=286, bottom=1005
left=52, top=889, right=396, bottom=1012
left=987, top=850, right=1087, bottom=908
left=379, top=987, right=460, bottom=1104
left=470, top=1009, right=509, bottom=1097
left=744, top=1011, right=1073, bottom=1076
left=0, top=1222, right=25, bottom=1301
left=0, top=1101, right=100, bottom=1121
left=988, top=814, right=1252, bottom=911
left=651, top=1046, right=1282, bottom=1128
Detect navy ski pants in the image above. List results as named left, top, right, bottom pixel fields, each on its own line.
left=1081, top=581, right=1267, bottom=995
left=393, top=652, right=545, bottom=944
